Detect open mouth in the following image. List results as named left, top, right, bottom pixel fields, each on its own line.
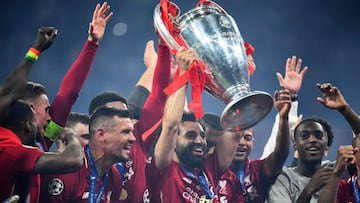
left=123, top=144, right=132, bottom=154
left=191, top=146, right=204, bottom=156
left=235, top=147, right=247, bottom=156
left=306, top=146, right=321, bottom=154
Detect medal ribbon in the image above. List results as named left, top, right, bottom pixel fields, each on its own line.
left=237, top=164, right=246, bottom=194
left=181, top=166, right=214, bottom=199
left=352, top=176, right=360, bottom=203
left=86, top=145, right=109, bottom=203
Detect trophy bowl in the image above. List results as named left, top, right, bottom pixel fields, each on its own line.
left=154, top=0, right=273, bottom=131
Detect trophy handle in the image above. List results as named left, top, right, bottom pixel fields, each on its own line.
left=196, top=0, right=229, bottom=15
left=154, top=2, right=182, bottom=54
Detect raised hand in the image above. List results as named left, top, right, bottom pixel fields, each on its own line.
left=56, top=127, right=81, bottom=147
left=143, top=40, right=158, bottom=70
left=33, top=27, right=58, bottom=52
left=333, top=145, right=356, bottom=177
left=276, top=56, right=308, bottom=96
left=88, top=2, right=113, bottom=45
left=316, top=83, right=348, bottom=110
left=273, top=88, right=291, bottom=118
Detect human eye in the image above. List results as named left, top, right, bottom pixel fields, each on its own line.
left=300, top=132, right=310, bottom=139
left=244, top=134, right=253, bottom=141
left=186, top=131, right=197, bottom=139
left=314, top=131, right=324, bottom=139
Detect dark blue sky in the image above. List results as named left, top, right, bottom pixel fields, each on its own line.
left=1, top=0, right=360, bottom=163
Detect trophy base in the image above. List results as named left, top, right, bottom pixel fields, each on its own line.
left=220, top=91, right=273, bottom=131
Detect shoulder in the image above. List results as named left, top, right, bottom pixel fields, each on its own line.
left=272, top=167, right=297, bottom=185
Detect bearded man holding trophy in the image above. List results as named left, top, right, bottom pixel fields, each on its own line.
left=142, top=0, right=288, bottom=202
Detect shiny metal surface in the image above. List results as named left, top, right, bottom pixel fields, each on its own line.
left=154, top=0, right=273, bottom=130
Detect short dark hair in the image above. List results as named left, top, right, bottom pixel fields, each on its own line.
left=0, top=99, right=34, bottom=129
left=181, top=112, right=197, bottom=122
left=199, top=113, right=223, bottom=131
left=294, top=116, right=334, bottom=147
left=21, top=81, right=47, bottom=102
left=88, top=91, right=127, bottom=114
left=66, top=112, right=90, bottom=128
left=89, top=107, right=130, bottom=138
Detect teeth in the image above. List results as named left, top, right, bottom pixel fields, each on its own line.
left=308, top=147, right=319, bottom=151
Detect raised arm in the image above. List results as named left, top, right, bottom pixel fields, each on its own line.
left=264, top=88, right=291, bottom=177
left=34, top=127, right=83, bottom=174
left=154, top=47, right=192, bottom=170
left=317, top=83, right=360, bottom=135
left=262, top=56, right=307, bottom=158
left=0, top=27, right=56, bottom=121
left=45, top=2, right=113, bottom=140
left=135, top=40, right=171, bottom=141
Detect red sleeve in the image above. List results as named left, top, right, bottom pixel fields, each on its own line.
left=50, top=40, right=98, bottom=127
left=13, top=146, right=43, bottom=173
left=217, top=170, right=244, bottom=203
left=336, top=179, right=354, bottom=203
left=39, top=173, right=75, bottom=203
left=135, top=45, right=170, bottom=150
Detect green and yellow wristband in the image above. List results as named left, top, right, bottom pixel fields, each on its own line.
left=24, top=48, right=41, bottom=63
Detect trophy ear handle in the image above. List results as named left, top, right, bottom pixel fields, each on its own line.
left=196, top=0, right=228, bottom=15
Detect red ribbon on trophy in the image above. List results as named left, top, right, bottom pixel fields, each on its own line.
left=158, top=0, right=257, bottom=120
left=160, top=0, right=207, bottom=120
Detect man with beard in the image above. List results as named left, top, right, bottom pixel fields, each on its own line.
left=40, top=107, right=135, bottom=202
left=145, top=47, right=243, bottom=202
left=267, top=116, right=334, bottom=203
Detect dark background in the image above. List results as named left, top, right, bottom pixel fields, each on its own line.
left=1, top=0, right=360, bottom=164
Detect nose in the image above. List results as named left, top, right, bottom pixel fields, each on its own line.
left=308, top=134, right=317, bottom=143
left=238, top=134, right=248, bottom=145
left=46, top=112, right=51, bottom=122
left=128, top=132, right=136, bottom=143
left=194, top=134, right=206, bottom=144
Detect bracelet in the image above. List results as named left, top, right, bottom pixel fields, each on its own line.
left=24, top=48, right=41, bottom=63
left=291, top=95, right=298, bottom=101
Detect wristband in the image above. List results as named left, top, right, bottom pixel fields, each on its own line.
left=44, top=120, right=63, bottom=140
left=24, top=48, right=41, bottom=63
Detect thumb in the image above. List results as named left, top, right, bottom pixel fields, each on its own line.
left=317, top=97, right=326, bottom=105
left=276, top=72, right=284, bottom=87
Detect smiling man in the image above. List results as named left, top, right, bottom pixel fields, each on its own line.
left=267, top=116, right=335, bottom=203
left=40, top=107, right=135, bottom=202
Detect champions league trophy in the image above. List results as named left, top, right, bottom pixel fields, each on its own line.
left=154, top=0, right=273, bottom=131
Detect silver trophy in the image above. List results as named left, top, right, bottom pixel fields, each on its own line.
left=154, top=0, right=273, bottom=131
